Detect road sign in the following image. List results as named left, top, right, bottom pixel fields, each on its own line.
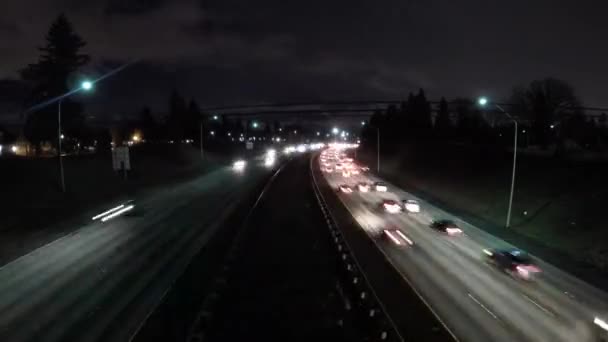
left=112, top=146, right=131, bottom=171
left=246, top=141, right=254, bottom=150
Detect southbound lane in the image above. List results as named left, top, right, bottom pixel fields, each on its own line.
left=318, top=150, right=608, bottom=342
left=0, top=159, right=271, bottom=342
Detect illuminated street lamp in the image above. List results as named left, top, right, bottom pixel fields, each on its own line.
left=479, top=96, right=517, bottom=228
left=332, top=127, right=339, bottom=135
left=361, top=121, right=366, bottom=126
left=252, top=121, right=259, bottom=128
left=57, top=79, right=94, bottom=192
left=213, top=115, right=219, bottom=120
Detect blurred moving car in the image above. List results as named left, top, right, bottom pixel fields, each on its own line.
left=338, top=184, right=353, bottom=193
left=430, top=220, right=462, bottom=235
left=360, top=166, right=370, bottom=172
left=374, top=182, right=387, bottom=192
left=403, top=199, right=420, bottom=213
left=383, top=228, right=414, bottom=246
left=382, top=200, right=403, bottom=213
left=342, top=170, right=351, bottom=178
left=335, top=163, right=344, bottom=170
left=483, top=248, right=541, bottom=281
left=357, top=182, right=370, bottom=192
left=324, top=166, right=334, bottom=173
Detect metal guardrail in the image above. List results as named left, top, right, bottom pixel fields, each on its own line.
left=309, top=155, right=404, bottom=342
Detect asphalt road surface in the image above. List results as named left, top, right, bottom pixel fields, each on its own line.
left=319, top=149, right=608, bottom=342
left=0, top=159, right=271, bottom=342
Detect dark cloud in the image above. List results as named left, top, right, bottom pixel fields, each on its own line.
left=1, top=0, right=608, bottom=120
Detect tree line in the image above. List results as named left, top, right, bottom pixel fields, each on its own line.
left=361, top=80, right=608, bottom=156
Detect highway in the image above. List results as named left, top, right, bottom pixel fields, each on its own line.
left=0, top=157, right=272, bottom=342
left=318, top=147, right=608, bottom=342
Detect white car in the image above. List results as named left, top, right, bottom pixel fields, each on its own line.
left=374, top=182, right=387, bottom=192
left=403, top=200, right=420, bottom=213
left=342, top=170, right=351, bottom=178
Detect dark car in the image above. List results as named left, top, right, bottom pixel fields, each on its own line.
left=484, top=248, right=541, bottom=280
left=430, top=220, right=462, bottom=235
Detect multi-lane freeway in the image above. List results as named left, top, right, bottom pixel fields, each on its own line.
left=0, top=158, right=271, bottom=342
left=318, top=146, right=608, bottom=342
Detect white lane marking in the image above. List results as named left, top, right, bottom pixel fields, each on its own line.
left=522, top=294, right=555, bottom=317
left=467, top=293, right=498, bottom=320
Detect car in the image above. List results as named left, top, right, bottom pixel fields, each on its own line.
left=403, top=199, right=420, bottom=213
left=360, top=166, right=370, bottom=172
left=324, top=166, right=334, bottom=173
left=483, top=248, right=541, bottom=280
left=383, top=228, right=414, bottom=246
left=430, top=220, right=462, bottom=235
left=357, top=182, right=370, bottom=192
left=338, top=184, right=353, bottom=193
left=342, top=170, right=351, bottom=177
left=335, top=163, right=343, bottom=170
left=351, top=168, right=360, bottom=175
left=382, top=200, right=403, bottom=213
left=374, top=182, right=387, bottom=192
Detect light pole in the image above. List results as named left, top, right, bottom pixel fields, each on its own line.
left=377, top=127, right=380, bottom=173
left=478, top=97, right=517, bottom=228
left=57, top=80, right=93, bottom=192
left=200, top=121, right=204, bottom=160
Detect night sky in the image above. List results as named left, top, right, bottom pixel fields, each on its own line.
left=1, top=0, right=608, bottom=120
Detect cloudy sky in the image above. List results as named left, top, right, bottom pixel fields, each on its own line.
left=1, top=0, right=607, bottom=118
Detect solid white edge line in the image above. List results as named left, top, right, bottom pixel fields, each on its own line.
left=92, top=204, right=125, bottom=220
left=100, top=205, right=135, bottom=222
left=467, top=293, right=498, bottom=320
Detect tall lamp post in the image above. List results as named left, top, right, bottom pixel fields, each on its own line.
left=58, top=80, right=93, bottom=192
left=478, top=97, right=517, bottom=228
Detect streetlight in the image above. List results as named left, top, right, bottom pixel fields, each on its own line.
left=361, top=121, right=366, bottom=126
left=252, top=121, right=259, bottom=128
left=57, top=79, right=94, bottom=192
left=316, top=131, right=320, bottom=136
left=213, top=115, right=218, bottom=120
left=478, top=96, right=517, bottom=228
left=332, top=127, right=339, bottom=135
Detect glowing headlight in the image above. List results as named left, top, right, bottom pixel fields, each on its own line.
left=233, top=160, right=246, bottom=171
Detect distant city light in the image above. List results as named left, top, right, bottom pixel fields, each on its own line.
left=227, top=132, right=231, bottom=136
left=478, top=97, right=488, bottom=106
left=252, top=122, right=259, bottom=128
left=210, top=131, right=215, bottom=136
left=332, top=127, right=339, bottom=135
left=213, top=115, right=219, bottom=120
left=316, top=131, right=320, bottom=136
left=60, top=134, right=65, bottom=140
left=11, top=145, right=17, bottom=153
left=132, top=134, right=141, bottom=142
left=361, top=121, right=366, bottom=126
left=293, top=130, right=297, bottom=134
left=278, top=128, right=282, bottom=132
left=550, top=124, right=555, bottom=129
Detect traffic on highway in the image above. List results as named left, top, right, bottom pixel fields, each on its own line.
left=318, top=144, right=608, bottom=342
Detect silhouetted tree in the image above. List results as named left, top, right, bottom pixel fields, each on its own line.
left=510, top=78, right=582, bottom=149
left=167, top=90, right=187, bottom=140
left=20, top=14, right=90, bottom=152
left=435, top=97, right=452, bottom=138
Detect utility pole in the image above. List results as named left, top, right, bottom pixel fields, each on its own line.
left=496, top=104, right=517, bottom=228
